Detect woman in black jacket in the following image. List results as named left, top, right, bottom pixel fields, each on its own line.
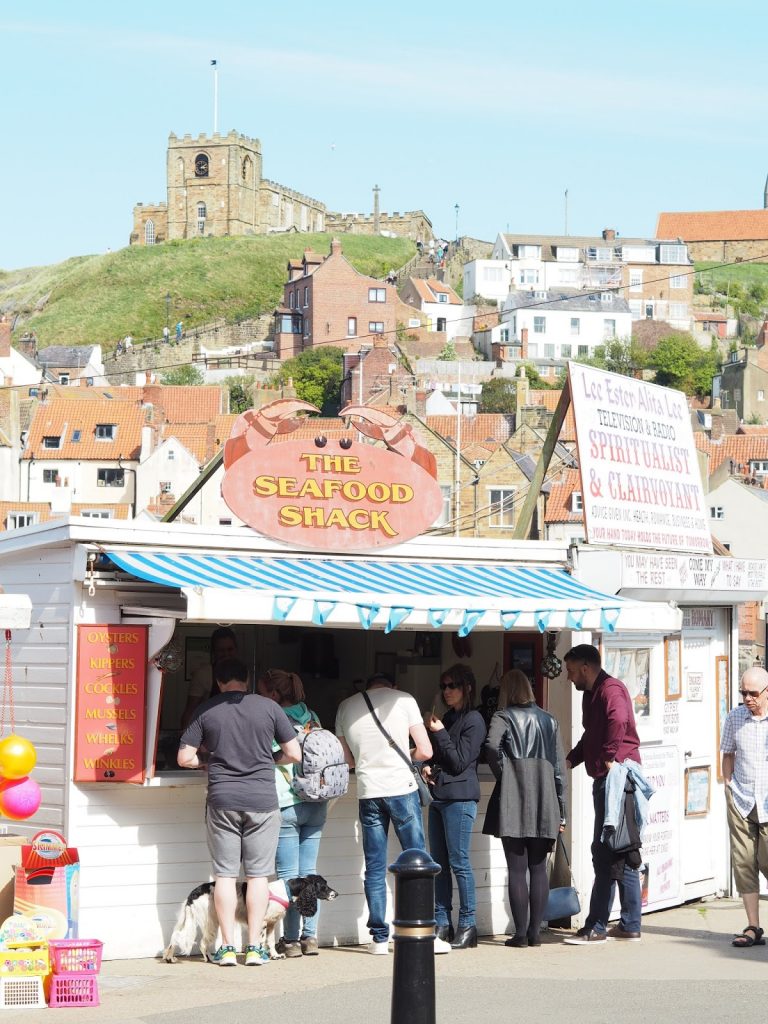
left=483, top=669, right=566, bottom=947
left=424, top=663, right=486, bottom=949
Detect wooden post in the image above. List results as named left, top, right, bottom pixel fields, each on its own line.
left=512, top=379, right=572, bottom=539
left=162, top=449, right=223, bottom=522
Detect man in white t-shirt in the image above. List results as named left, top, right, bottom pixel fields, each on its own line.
left=336, top=673, right=449, bottom=954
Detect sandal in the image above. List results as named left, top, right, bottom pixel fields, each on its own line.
left=732, top=925, right=765, bottom=948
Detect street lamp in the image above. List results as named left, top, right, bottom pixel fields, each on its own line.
left=165, top=292, right=171, bottom=333
left=454, top=203, right=459, bottom=243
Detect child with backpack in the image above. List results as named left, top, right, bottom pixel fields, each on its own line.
left=257, top=668, right=347, bottom=956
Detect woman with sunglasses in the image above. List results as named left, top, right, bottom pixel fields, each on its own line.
left=482, top=669, right=566, bottom=948
left=424, top=663, right=486, bottom=949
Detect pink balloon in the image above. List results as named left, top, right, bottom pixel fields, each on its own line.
left=0, top=777, right=41, bottom=820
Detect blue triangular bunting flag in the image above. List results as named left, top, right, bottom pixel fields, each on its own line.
left=428, top=608, right=451, bottom=628
left=356, top=604, right=381, bottom=630
left=500, top=610, right=521, bottom=630
left=273, top=596, right=297, bottom=622
left=566, top=608, right=586, bottom=629
left=535, top=610, right=552, bottom=633
left=600, top=608, right=621, bottom=633
left=312, top=600, right=336, bottom=626
left=385, top=606, right=413, bottom=634
left=458, top=609, right=485, bottom=637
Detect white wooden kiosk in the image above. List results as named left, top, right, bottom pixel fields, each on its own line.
left=0, top=518, right=695, bottom=958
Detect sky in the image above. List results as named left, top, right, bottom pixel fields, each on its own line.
left=2, top=0, right=767, bottom=270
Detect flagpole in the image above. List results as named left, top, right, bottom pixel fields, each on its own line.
left=212, top=59, right=219, bottom=133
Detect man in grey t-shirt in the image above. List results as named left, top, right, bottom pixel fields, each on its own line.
left=179, top=657, right=300, bottom=966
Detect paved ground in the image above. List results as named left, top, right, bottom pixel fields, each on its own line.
left=5, top=899, right=768, bottom=1023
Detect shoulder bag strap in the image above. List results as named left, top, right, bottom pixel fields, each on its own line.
left=557, top=834, right=574, bottom=882
left=361, top=691, right=415, bottom=769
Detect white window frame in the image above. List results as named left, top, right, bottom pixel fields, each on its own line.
left=42, top=468, right=59, bottom=484
left=368, top=322, right=384, bottom=334
left=488, top=488, right=515, bottom=528
left=433, top=485, right=452, bottom=527
left=533, top=316, right=546, bottom=334
left=95, top=423, right=116, bottom=440
left=43, top=436, right=61, bottom=449
left=603, top=319, right=616, bottom=340
left=347, top=317, right=357, bottom=337
left=368, top=288, right=386, bottom=303
left=571, top=491, right=583, bottom=512
left=97, top=467, right=125, bottom=488
left=670, top=274, right=687, bottom=289
left=8, top=512, right=38, bottom=529
left=659, top=244, right=687, bottom=265
left=629, top=269, right=643, bottom=291
left=570, top=318, right=580, bottom=335
left=80, top=510, right=113, bottom=519
left=438, top=293, right=448, bottom=303
left=710, top=506, right=724, bottom=520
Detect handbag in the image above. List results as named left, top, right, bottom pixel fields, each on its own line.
left=361, top=692, right=433, bottom=807
left=545, top=836, right=581, bottom=921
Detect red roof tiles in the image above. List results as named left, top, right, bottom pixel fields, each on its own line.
left=656, top=210, right=768, bottom=242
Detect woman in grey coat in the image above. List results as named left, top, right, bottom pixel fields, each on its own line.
left=482, top=669, right=566, bottom=947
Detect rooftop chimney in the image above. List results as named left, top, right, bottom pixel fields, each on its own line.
left=602, top=228, right=616, bottom=241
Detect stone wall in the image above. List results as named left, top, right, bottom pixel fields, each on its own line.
left=687, top=239, right=768, bottom=263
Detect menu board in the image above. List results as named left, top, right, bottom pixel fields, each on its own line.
left=74, top=624, right=148, bottom=783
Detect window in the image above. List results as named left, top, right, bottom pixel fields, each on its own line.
left=669, top=303, right=688, bottom=320
left=488, top=488, right=515, bottom=528
left=368, top=288, right=386, bottom=303
left=645, top=302, right=654, bottom=319
left=303, top=287, right=309, bottom=307
left=500, top=328, right=509, bottom=344
left=368, top=322, right=384, bottom=333
left=570, top=318, right=580, bottom=335
left=758, top=391, right=765, bottom=402
left=603, top=319, right=616, bottom=339
left=80, top=510, right=113, bottom=519
left=659, top=244, right=687, bottom=264
left=527, top=344, right=539, bottom=357
left=43, top=436, right=61, bottom=449
left=561, top=343, right=572, bottom=358
left=433, top=485, right=452, bottom=527
left=8, top=512, right=37, bottom=529
left=197, top=203, right=207, bottom=220
left=437, top=318, right=447, bottom=332
left=59, top=374, right=70, bottom=385
left=544, top=343, right=555, bottom=358
left=289, top=291, right=295, bottom=309
left=517, top=245, right=540, bottom=258
left=95, top=423, right=116, bottom=440
left=483, top=267, right=503, bottom=282
left=670, top=274, right=687, bottom=289
left=628, top=299, right=643, bottom=318
left=408, top=318, right=421, bottom=328
left=578, top=345, right=589, bottom=357
left=43, top=469, right=59, bottom=484
left=438, top=293, right=448, bottom=303
left=520, top=269, right=539, bottom=285
left=629, top=269, right=643, bottom=291
left=144, top=220, right=155, bottom=246
left=168, top=450, right=175, bottom=460
left=219, top=518, right=233, bottom=526
left=556, top=247, right=579, bottom=262
left=72, top=429, right=81, bottom=443
left=750, top=461, right=768, bottom=476
left=347, top=317, right=357, bottom=337
left=242, top=156, right=251, bottom=182
left=571, top=491, right=584, bottom=512
left=97, top=468, right=124, bottom=487
left=533, top=316, right=546, bottom=334
left=160, top=481, right=172, bottom=493
left=710, top=507, right=724, bottom=520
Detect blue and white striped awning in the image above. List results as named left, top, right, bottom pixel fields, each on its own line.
left=107, top=550, right=681, bottom=634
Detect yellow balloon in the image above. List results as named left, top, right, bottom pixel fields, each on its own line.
left=0, top=735, right=37, bottom=780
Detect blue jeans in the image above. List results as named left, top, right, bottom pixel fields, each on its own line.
left=585, top=778, right=641, bottom=934
left=428, top=799, right=477, bottom=929
left=274, top=801, right=328, bottom=940
left=359, top=791, right=426, bottom=943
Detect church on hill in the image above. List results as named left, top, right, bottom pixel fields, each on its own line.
left=131, top=131, right=432, bottom=246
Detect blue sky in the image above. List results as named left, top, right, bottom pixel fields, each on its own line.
left=2, top=1, right=767, bottom=270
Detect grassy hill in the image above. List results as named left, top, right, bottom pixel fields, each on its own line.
left=695, top=261, right=768, bottom=291
left=0, top=234, right=416, bottom=350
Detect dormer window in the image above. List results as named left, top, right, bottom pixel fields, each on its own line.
left=571, top=491, right=583, bottom=512
left=43, top=435, right=61, bottom=449
left=95, top=424, right=116, bottom=440
left=438, top=293, right=448, bottom=303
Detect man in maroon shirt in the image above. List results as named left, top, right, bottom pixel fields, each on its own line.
left=562, top=644, right=642, bottom=945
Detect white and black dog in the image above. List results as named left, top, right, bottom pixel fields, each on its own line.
left=163, top=875, right=339, bottom=962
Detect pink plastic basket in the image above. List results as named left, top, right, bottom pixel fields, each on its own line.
left=48, top=973, right=100, bottom=1008
left=48, top=939, right=103, bottom=975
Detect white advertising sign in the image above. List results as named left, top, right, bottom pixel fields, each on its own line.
left=640, top=745, right=681, bottom=911
left=568, top=362, right=712, bottom=553
left=621, top=551, right=768, bottom=592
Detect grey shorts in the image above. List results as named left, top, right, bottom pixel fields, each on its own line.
left=206, top=806, right=281, bottom=878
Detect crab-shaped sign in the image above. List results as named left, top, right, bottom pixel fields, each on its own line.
left=222, top=400, right=444, bottom=551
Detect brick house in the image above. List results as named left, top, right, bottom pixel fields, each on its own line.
left=656, top=209, right=768, bottom=263
left=274, top=239, right=399, bottom=358
left=715, top=323, right=768, bottom=422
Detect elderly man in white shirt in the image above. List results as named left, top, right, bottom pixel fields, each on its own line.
left=721, top=665, right=768, bottom=948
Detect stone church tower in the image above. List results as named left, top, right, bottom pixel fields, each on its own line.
left=131, top=131, right=326, bottom=246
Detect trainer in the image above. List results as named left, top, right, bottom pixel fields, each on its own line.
left=178, top=657, right=300, bottom=966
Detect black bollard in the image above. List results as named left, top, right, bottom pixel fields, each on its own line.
left=389, top=848, right=440, bottom=1024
